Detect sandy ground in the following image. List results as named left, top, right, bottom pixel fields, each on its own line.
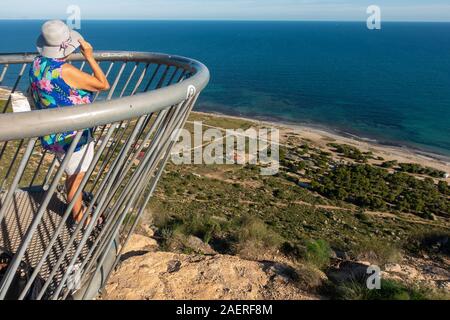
left=0, top=88, right=10, bottom=100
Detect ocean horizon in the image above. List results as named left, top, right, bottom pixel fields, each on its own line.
left=1, top=20, right=449, bottom=157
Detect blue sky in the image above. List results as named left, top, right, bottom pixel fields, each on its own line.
left=1, top=0, right=449, bottom=21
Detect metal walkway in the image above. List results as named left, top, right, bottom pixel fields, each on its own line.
left=0, top=51, right=209, bottom=300
left=0, top=189, right=92, bottom=297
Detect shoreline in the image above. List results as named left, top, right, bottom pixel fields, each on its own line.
left=1, top=87, right=449, bottom=171
left=192, top=110, right=450, bottom=174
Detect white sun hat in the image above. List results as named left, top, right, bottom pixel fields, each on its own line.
left=36, top=20, right=84, bottom=59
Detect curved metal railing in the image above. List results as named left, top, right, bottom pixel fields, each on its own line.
left=0, top=51, right=209, bottom=300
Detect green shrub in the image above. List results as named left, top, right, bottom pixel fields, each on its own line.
left=327, top=143, right=369, bottom=162
left=281, top=241, right=306, bottom=260
left=181, top=213, right=222, bottom=244
left=304, top=239, right=331, bottom=270
left=238, top=216, right=283, bottom=248
left=355, top=211, right=371, bottom=223
left=351, top=239, right=402, bottom=265
left=405, top=231, right=450, bottom=257
left=324, top=279, right=444, bottom=300
left=381, top=160, right=398, bottom=168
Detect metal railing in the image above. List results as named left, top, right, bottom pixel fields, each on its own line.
left=0, top=51, right=209, bottom=300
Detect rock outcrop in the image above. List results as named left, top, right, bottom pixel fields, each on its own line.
left=102, top=235, right=318, bottom=300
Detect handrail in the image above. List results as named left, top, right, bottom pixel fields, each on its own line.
left=0, top=51, right=210, bottom=140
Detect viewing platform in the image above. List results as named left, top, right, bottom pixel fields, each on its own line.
left=0, top=51, right=209, bottom=300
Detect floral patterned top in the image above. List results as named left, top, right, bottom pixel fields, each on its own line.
left=29, top=56, right=93, bottom=153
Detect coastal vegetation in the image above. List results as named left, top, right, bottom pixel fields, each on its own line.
left=327, top=143, right=373, bottom=163
left=310, top=164, right=448, bottom=219
left=145, top=113, right=450, bottom=300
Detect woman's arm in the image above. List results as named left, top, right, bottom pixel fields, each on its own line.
left=62, top=39, right=110, bottom=92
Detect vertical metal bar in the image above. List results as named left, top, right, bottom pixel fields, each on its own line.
left=17, top=124, right=118, bottom=300
left=118, top=95, right=198, bottom=242
left=85, top=96, right=198, bottom=295
left=1, top=63, right=27, bottom=113
left=38, top=117, right=146, bottom=299
left=98, top=106, right=177, bottom=217
left=154, top=66, right=170, bottom=92
left=130, top=64, right=149, bottom=96
left=122, top=94, right=197, bottom=241
left=42, top=155, right=58, bottom=191
left=0, top=138, right=36, bottom=225
left=75, top=115, right=168, bottom=290
left=106, top=62, right=127, bottom=101
left=0, top=139, right=24, bottom=190
left=29, top=149, right=48, bottom=188
left=176, top=70, right=187, bottom=84
left=50, top=118, right=146, bottom=299
left=0, top=141, right=8, bottom=163
left=0, top=64, right=9, bottom=85
left=119, top=63, right=138, bottom=98
left=93, top=124, right=109, bottom=149
left=143, top=64, right=161, bottom=92
left=80, top=98, right=192, bottom=280
left=114, top=111, right=166, bottom=183
left=90, top=120, right=131, bottom=192
left=137, top=66, right=171, bottom=138
left=93, top=62, right=114, bottom=102
left=92, top=62, right=123, bottom=148
left=0, top=131, right=80, bottom=299
left=165, top=67, right=179, bottom=87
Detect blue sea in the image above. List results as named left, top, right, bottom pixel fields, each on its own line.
left=1, top=20, right=449, bottom=156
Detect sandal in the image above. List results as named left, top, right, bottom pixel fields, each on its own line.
left=82, top=192, right=97, bottom=210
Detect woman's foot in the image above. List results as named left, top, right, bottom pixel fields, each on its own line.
left=82, top=191, right=96, bottom=208
left=71, top=207, right=105, bottom=232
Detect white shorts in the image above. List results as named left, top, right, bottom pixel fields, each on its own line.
left=56, top=142, right=95, bottom=176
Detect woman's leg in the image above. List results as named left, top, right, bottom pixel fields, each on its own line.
left=64, top=141, right=95, bottom=225
left=66, top=173, right=86, bottom=223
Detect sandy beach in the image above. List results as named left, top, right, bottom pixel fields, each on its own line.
left=0, top=88, right=10, bottom=100
left=192, top=111, right=450, bottom=178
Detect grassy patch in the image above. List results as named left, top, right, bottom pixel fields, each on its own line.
left=323, top=279, right=449, bottom=300
left=149, top=159, right=448, bottom=259
left=304, top=239, right=331, bottom=270
left=351, top=239, right=402, bottom=265
left=236, top=216, right=283, bottom=258
left=189, top=112, right=254, bottom=131
left=405, top=231, right=450, bottom=257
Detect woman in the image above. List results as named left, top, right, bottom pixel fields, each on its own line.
left=29, top=20, right=110, bottom=227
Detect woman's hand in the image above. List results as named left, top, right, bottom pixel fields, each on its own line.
left=79, top=39, right=94, bottom=60
left=62, top=39, right=110, bottom=92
